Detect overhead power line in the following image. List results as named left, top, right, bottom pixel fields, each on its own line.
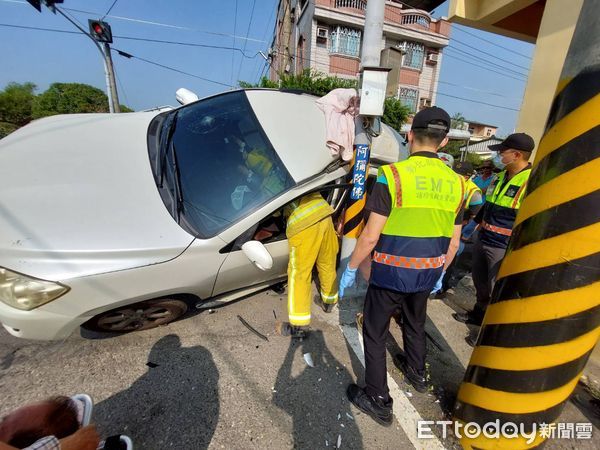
left=0, top=0, right=267, bottom=43
left=446, top=46, right=528, bottom=77
left=443, top=51, right=527, bottom=82
left=450, top=37, right=531, bottom=71
left=453, top=25, right=532, bottom=60
left=435, top=92, right=519, bottom=111
left=231, top=0, right=238, bottom=87
left=444, top=48, right=527, bottom=79
left=112, top=47, right=233, bottom=88
left=101, top=0, right=118, bottom=21
left=236, top=0, right=257, bottom=86
left=0, top=23, right=260, bottom=58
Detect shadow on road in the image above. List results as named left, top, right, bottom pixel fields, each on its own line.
left=94, top=334, right=219, bottom=450
left=273, top=330, right=363, bottom=449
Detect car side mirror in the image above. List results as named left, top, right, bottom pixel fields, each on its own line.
left=241, top=241, right=273, bottom=271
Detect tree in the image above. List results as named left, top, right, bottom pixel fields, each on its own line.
left=382, top=97, right=411, bottom=133
left=0, top=82, right=36, bottom=138
left=32, top=83, right=111, bottom=118
left=240, top=69, right=409, bottom=132
left=451, top=112, right=466, bottom=130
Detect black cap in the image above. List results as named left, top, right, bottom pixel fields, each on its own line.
left=453, top=161, right=474, bottom=176
left=488, top=133, right=535, bottom=153
left=411, top=106, right=451, bottom=132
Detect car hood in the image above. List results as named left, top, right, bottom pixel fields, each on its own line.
left=0, top=113, right=195, bottom=281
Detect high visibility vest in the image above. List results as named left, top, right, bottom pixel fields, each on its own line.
left=480, top=167, right=531, bottom=248
left=245, top=148, right=286, bottom=196
left=465, top=179, right=481, bottom=208
left=285, top=192, right=334, bottom=238
left=371, top=156, right=464, bottom=293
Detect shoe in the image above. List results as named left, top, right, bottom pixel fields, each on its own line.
left=317, top=297, right=335, bottom=313
left=346, top=384, right=393, bottom=427
left=452, top=312, right=482, bottom=326
left=466, top=334, right=477, bottom=347
left=399, top=360, right=428, bottom=393
left=271, top=283, right=286, bottom=295
left=275, top=321, right=308, bottom=340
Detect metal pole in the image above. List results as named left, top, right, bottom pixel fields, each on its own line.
left=103, top=43, right=121, bottom=113
left=55, top=7, right=119, bottom=113
left=339, top=0, right=386, bottom=273
left=454, top=0, right=600, bottom=447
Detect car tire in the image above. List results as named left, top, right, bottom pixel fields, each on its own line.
left=84, top=298, right=188, bottom=333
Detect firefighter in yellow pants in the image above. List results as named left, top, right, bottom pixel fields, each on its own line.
left=276, top=192, right=339, bottom=339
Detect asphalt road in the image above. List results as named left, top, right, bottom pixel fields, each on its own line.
left=1, top=282, right=599, bottom=449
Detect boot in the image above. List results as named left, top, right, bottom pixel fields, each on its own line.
left=275, top=321, right=308, bottom=340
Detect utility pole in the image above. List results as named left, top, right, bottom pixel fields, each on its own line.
left=102, top=41, right=121, bottom=113
left=339, top=0, right=388, bottom=287
left=455, top=0, right=600, bottom=447
left=280, top=0, right=293, bottom=75
left=26, top=2, right=121, bottom=113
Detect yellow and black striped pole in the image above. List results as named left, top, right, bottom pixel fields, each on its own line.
left=454, top=0, right=600, bottom=447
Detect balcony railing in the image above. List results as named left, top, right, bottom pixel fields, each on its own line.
left=315, top=0, right=449, bottom=36
left=401, top=13, right=431, bottom=28
left=334, top=0, right=366, bottom=10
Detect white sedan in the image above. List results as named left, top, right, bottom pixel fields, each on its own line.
left=0, top=89, right=406, bottom=340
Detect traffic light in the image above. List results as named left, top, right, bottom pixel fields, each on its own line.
left=26, top=0, right=63, bottom=13
left=26, top=0, right=41, bottom=11
left=88, top=20, right=113, bottom=44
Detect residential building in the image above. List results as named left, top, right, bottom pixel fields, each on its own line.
left=270, top=0, right=451, bottom=113
left=464, top=120, right=498, bottom=141
left=459, top=135, right=503, bottom=160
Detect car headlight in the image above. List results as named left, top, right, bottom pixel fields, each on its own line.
left=0, top=267, right=70, bottom=311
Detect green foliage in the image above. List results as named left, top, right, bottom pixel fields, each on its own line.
left=0, top=122, right=18, bottom=139
left=451, top=111, right=466, bottom=130
left=32, top=83, right=110, bottom=118
left=120, top=104, right=134, bottom=113
left=0, top=82, right=37, bottom=128
left=382, top=97, right=411, bottom=133
left=240, top=69, right=409, bottom=132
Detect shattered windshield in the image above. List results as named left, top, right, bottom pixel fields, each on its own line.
left=158, top=91, right=295, bottom=238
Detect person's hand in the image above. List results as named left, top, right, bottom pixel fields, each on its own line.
left=339, top=265, right=358, bottom=298
left=430, top=271, right=445, bottom=296
left=59, top=426, right=100, bottom=450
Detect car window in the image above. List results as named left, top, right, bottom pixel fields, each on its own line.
left=163, top=91, right=295, bottom=238
left=223, top=179, right=349, bottom=251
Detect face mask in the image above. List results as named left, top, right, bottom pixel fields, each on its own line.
left=492, top=154, right=505, bottom=169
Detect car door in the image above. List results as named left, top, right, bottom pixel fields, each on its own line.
left=211, top=178, right=349, bottom=297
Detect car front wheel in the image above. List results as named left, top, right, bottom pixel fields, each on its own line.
left=85, top=298, right=188, bottom=333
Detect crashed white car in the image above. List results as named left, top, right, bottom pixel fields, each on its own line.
left=0, top=89, right=407, bottom=340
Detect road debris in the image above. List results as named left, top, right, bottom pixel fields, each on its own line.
left=146, top=362, right=159, bottom=368
left=337, top=413, right=341, bottom=420
left=303, top=353, right=315, bottom=367
left=237, top=315, right=269, bottom=341
left=272, top=310, right=277, bottom=319
left=337, top=434, right=342, bottom=448
left=405, top=391, right=413, bottom=398
left=345, top=413, right=353, bottom=420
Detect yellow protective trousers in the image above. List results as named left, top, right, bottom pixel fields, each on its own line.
left=287, top=216, right=339, bottom=326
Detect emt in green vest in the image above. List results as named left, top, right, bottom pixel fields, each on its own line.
left=339, top=107, right=464, bottom=426
left=453, top=133, right=534, bottom=331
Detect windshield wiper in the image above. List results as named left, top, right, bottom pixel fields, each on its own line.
left=158, top=112, right=178, bottom=188
left=169, top=139, right=185, bottom=222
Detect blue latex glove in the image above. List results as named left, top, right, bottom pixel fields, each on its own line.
left=430, top=271, right=446, bottom=296
left=339, top=265, right=358, bottom=299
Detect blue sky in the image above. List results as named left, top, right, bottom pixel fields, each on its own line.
left=0, top=0, right=534, bottom=136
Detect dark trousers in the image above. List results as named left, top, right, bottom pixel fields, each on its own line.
left=471, top=236, right=506, bottom=320
left=363, top=284, right=429, bottom=399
